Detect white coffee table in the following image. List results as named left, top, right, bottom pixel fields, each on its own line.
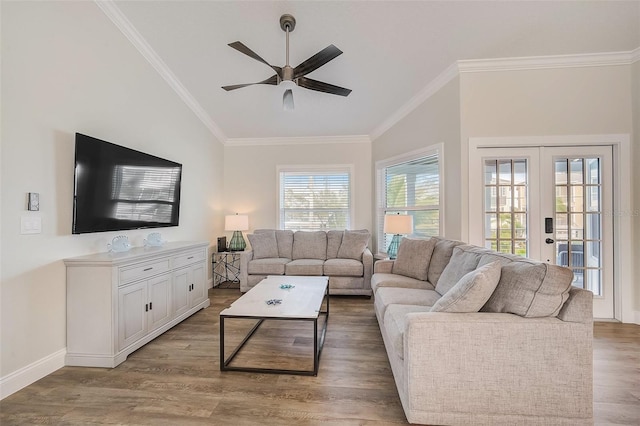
left=219, top=275, right=329, bottom=376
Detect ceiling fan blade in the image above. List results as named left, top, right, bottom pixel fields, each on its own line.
left=293, top=44, right=343, bottom=79
left=297, top=77, right=352, bottom=97
left=228, top=41, right=282, bottom=78
left=222, top=74, right=279, bottom=91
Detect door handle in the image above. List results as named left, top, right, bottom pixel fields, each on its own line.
left=545, top=238, right=555, bottom=244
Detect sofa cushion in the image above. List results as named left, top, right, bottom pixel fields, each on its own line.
left=247, top=231, right=278, bottom=259
left=374, top=287, right=441, bottom=319
left=384, top=304, right=433, bottom=360
left=255, top=229, right=294, bottom=259
left=326, top=230, right=344, bottom=259
left=323, top=258, right=363, bottom=277
left=428, top=237, right=466, bottom=286
left=482, top=261, right=573, bottom=317
left=247, top=258, right=289, bottom=275
left=292, top=231, right=327, bottom=260
left=430, top=261, right=501, bottom=313
left=371, top=273, right=435, bottom=294
left=337, top=230, right=370, bottom=260
left=285, top=259, right=325, bottom=276
left=392, top=237, right=437, bottom=281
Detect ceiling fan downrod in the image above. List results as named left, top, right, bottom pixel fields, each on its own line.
left=280, top=14, right=296, bottom=82
left=280, top=14, right=296, bottom=110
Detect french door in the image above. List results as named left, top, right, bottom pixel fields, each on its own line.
left=471, top=145, right=614, bottom=318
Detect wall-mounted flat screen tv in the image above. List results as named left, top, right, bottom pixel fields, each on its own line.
left=72, top=133, right=182, bottom=234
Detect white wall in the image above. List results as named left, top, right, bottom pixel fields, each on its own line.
left=372, top=77, right=462, bottom=242
left=1, top=1, right=223, bottom=386
left=223, top=139, right=372, bottom=237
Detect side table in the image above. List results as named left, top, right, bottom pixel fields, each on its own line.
left=212, top=252, right=241, bottom=287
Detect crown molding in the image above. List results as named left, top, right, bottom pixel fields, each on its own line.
left=94, top=0, right=227, bottom=144
left=369, top=48, right=638, bottom=141
left=225, top=135, right=371, bottom=147
left=457, top=49, right=639, bottom=73
left=369, top=62, right=460, bottom=141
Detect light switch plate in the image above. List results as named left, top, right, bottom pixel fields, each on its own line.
left=21, top=215, right=42, bottom=234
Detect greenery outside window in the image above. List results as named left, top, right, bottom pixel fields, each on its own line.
left=376, top=146, right=442, bottom=254
left=278, top=165, right=353, bottom=231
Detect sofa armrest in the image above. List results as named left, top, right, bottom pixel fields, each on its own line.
left=362, top=248, right=373, bottom=289
left=374, top=259, right=395, bottom=274
left=402, top=312, right=592, bottom=422
left=239, top=250, right=254, bottom=292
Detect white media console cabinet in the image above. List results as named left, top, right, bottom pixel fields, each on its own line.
left=64, top=241, right=210, bottom=368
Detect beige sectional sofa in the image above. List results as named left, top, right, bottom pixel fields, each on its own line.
left=239, top=229, right=373, bottom=296
left=372, top=236, right=593, bottom=425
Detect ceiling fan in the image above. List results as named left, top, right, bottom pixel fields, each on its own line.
left=222, top=14, right=351, bottom=111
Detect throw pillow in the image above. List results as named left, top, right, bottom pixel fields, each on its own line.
left=247, top=231, right=278, bottom=259
left=337, top=230, right=370, bottom=260
left=392, top=237, right=437, bottom=281
left=430, top=261, right=502, bottom=313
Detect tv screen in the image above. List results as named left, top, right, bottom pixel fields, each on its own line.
left=72, top=133, right=182, bottom=234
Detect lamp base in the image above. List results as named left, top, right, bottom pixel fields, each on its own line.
left=229, top=231, right=246, bottom=251
left=387, top=234, right=402, bottom=259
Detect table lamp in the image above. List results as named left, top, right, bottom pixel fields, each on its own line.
left=225, top=213, right=249, bottom=251
left=383, top=214, right=413, bottom=259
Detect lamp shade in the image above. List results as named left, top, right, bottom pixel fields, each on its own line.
left=384, top=214, right=413, bottom=235
left=225, top=214, right=249, bottom=231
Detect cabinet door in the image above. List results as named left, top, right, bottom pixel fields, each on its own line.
left=190, top=263, right=208, bottom=307
left=148, top=274, right=172, bottom=332
left=172, top=267, right=191, bottom=317
left=118, top=281, right=147, bottom=350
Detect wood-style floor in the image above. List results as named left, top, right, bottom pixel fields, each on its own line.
left=1, top=287, right=639, bottom=425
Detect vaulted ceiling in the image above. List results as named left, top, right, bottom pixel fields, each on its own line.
left=105, top=1, right=639, bottom=141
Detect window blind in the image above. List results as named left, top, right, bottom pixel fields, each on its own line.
left=279, top=170, right=351, bottom=231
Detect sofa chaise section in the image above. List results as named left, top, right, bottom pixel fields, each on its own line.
left=372, top=237, right=593, bottom=425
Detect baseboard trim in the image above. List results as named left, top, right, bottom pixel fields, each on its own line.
left=0, top=348, right=66, bottom=400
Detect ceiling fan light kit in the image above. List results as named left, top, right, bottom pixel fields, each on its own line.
left=222, top=14, right=351, bottom=111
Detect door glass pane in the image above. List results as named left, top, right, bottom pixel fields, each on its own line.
left=555, top=187, right=568, bottom=212
left=485, top=187, right=496, bottom=211
left=585, top=213, right=601, bottom=240
left=513, top=160, right=527, bottom=184
left=483, top=158, right=528, bottom=257
left=570, top=213, right=584, bottom=239
left=513, top=186, right=527, bottom=211
left=554, top=156, right=603, bottom=295
left=570, top=159, right=583, bottom=184
left=485, top=214, right=497, bottom=238
left=570, top=186, right=584, bottom=212
left=499, top=160, right=511, bottom=184
left=555, top=160, right=568, bottom=185
left=513, top=213, right=527, bottom=238
left=484, top=160, right=497, bottom=184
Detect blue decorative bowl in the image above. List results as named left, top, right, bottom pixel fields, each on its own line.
left=279, top=284, right=295, bottom=290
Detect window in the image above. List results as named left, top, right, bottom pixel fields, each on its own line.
left=376, top=146, right=442, bottom=253
left=278, top=165, right=353, bottom=231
